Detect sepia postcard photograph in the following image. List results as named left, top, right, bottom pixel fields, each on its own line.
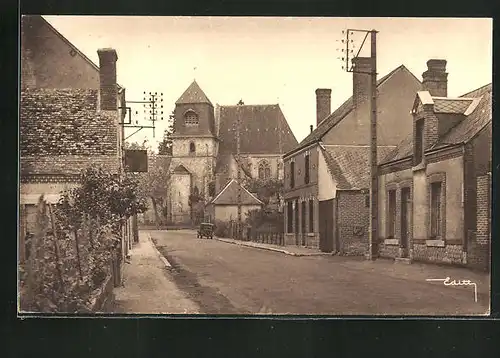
left=18, top=15, right=492, bottom=316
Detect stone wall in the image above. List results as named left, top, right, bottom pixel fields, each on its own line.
left=412, top=243, right=464, bottom=265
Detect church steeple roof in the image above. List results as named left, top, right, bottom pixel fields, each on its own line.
left=175, top=80, right=212, bottom=105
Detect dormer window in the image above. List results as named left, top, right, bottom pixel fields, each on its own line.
left=184, top=110, right=199, bottom=126
left=414, top=118, right=424, bottom=165
left=189, top=142, right=196, bottom=155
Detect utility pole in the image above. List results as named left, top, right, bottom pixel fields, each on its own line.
left=340, top=28, right=378, bottom=260
left=236, top=103, right=242, bottom=240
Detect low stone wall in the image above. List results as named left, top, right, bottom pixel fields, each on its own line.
left=412, top=243, right=464, bottom=265
left=378, top=242, right=400, bottom=259
left=87, top=274, right=115, bottom=313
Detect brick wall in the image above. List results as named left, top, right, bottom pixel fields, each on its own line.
left=338, top=191, right=369, bottom=256
left=468, top=173, right=491, bottom=271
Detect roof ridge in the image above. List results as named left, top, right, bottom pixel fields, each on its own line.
left=459, top=83, right=492, bottom=98
left=221, top=104, right=279, bottom=108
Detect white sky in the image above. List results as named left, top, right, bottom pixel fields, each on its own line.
left=43, top=16, right=492, bottom=149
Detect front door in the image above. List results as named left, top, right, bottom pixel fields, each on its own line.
left=319, top=199, right=334, bottom=252
left=400, top=187, right=411, bottom=257
left=294, top=199, right=299, bottom=245
left=301, top=201, right=306, bottom=245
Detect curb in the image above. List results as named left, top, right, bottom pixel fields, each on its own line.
left=148, top=233, right=172, bottom=268
left=215, top=237, right=329, bottom=257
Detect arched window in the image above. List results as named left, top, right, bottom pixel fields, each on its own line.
left=258, top=160, right=271, bottom=180
left=189, top=142, right=196, bottom=155
left=184, top=110, right=199, bottom=125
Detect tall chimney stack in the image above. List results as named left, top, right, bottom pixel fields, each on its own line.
left=422, top=59, right=448, bottom=97
left=97, top=48, right=118, bottom=110
left=315, top=88, right=331, bottom=126
left=352, top=57, right=373, bottom=108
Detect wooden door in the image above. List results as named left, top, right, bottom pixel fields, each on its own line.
left=319, top=199, right=334, bottom=252
left=400, top=187, right=411, bottom=257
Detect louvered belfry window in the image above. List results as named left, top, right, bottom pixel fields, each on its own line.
left=185, top=111, right=199, bottom=125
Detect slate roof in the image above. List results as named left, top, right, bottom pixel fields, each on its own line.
left=210, top=179, right=263, bottom=205
left=322, top=145, right=395, bottom=190
left=290, top=65, right=413, bottom=155
left=217, top=104, right=298, bottom=155
left=433, top=98, right=474, bottom=114
left=381, top=83, right=492, bottom=164
left=175, top=80, right=213, bottom=105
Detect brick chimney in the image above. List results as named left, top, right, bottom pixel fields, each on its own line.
left=97, top=48, right=118, bottom=111
left=352, top=57, right=373, bottom=108
left=422, top=59, right=448, bottom=97
left=315, top=88, right=331, bottom=126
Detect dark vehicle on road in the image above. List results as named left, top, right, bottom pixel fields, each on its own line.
left=197, top=222, right=214, bottom=239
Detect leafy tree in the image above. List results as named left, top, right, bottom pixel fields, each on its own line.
left=158, top=110, right=175, bottom=155
left=188, top=186, right=205, bottom=225
left=138, top=152, right=171, bottom=226
left=243, top=177, right=283, bottom=206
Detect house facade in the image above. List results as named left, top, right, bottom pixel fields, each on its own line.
left=165, top=81, right=298, bottom=224
left=206, top=179, right=263, bottom=222
left=378, top=60, right=492, bottom=271
left=19, top=16, right=130, bottom=263
left=283, top=57, right=422, bottom=253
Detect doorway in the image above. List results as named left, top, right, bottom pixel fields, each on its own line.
left=400, top=187, right=411, bottom=258
left=318, top=199, right=334, bottom=252
left=294, top=199, right=299, bottom=245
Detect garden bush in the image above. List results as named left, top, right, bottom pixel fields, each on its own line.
left=20, top=165, right=147, bottom=313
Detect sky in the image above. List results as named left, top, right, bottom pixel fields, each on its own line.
left=43, top=16, right=492, bottom=150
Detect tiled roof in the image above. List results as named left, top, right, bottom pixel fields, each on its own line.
left=436, top=84, right=492, bottom=146
left=218, top=104, right=298, bottom=155
left=322, top=145, right=395, bottom=190
left=380, top=132, right=413, bottom=163
left=210, top=179, right=263, bottom=205
left=433, top=98, right=473, bottom=114
left=381, top=83, right=492, bottom=164
left=291, top=65, right=411, bottom=154
left=175, top=80, right=213, bottom=105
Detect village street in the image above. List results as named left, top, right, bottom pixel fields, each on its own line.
left=146, top=230, right=489, bottom=316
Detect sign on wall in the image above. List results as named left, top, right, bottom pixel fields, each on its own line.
left=125, top=149, right=148, bottom=172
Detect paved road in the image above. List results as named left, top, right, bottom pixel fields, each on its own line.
left=150, top=230, right=489, bottom=316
